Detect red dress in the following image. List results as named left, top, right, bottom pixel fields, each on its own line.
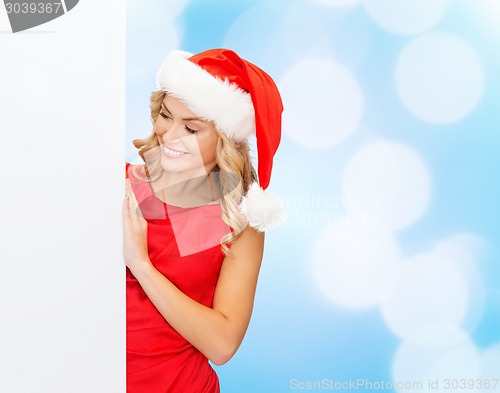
left=125, top=163, right=231, bottom=393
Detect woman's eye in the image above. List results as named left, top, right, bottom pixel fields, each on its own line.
left=185, top=125, right=198, bottom=134
left=159, top=111, right=170, bottom=119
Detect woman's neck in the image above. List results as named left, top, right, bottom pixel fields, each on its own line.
left=151, top=167, right=219, bottom=208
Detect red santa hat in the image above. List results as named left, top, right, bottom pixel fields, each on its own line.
left=155, top=48, right=285, bottom=231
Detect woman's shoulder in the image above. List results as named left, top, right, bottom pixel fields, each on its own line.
left=225, top=224, right=264, bottom=255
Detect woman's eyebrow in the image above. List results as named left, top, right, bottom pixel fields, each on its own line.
left=162, top=102, right=206, bottom=122
left=161, top=102, right=171, bottom=114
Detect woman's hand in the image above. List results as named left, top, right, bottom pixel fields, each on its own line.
left=122, top=179, right=151, bottom=274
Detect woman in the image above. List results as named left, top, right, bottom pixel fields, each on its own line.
left=122, top=49, right=285, bottom=392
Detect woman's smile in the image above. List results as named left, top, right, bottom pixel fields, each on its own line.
left=162, top=144, right=189, bottom=158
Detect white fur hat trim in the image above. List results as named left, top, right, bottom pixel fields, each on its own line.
left=239, top=182, right=286, bottom=232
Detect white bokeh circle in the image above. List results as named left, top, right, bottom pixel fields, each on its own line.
left=311, top=220, right=400, bottom=309
left=341, top=141, right=431, bottom=231
left=395, top=32, right=484, bottom=124
left=433, top=233, right=487, bottom=333
left=279, top=58, right=364, bottom=149
left=479, top=343, right=500, bottom=391
left=222, top=2, right=290, bottom=78
left=380, top=252, right=469, bottom=341
left=283, top=2, right=373, bottom=69
left=426, top=344, right=480, bottom=383
left=472, top=0, right=500, bottom=37
left=126, top=0, right=185, bottom=77
left=282, top=3, right=334, bottom=60
left=362, top=0, right=449, bottom=35
left=392, top=334, right=480, bottom=393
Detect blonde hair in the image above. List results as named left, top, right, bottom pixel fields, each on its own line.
left=132, top=90, right=257, bottom=255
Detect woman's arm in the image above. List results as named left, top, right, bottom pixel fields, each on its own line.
left=131, top=226, right=264, bottom=366
left=123, top=179, right=265, bottom=366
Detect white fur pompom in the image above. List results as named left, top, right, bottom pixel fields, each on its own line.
left=239, top=182, right=286, bottom=232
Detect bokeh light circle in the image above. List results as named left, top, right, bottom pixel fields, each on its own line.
left=283, top=2, right=373, bottom=69
left=392, top=334, right=480, bottom=393
left=395, top=32, right=484, bottom=124
left=222, top=2, right=291, bottom=78
left=311, top=220, right=400, bottom=309
left=280, top=58, right=364, bottom=149
left=341, top=141, right=431, bottom=230
left=380, top=252, right=469, bottom=341
left=433, top=234, right=487, bottom=333
left=126, top=0, right=185, bottom=77
left=479, top=343, right=500, bottom=391
left=282, top=3, right=334, bottom=60
left=362, top=0, right=449, bottom=35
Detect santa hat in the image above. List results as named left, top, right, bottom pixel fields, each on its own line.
left=155, top=48, right=285, bottom=232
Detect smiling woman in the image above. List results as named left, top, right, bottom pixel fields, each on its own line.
left=123, top=48, right=286, bottom=393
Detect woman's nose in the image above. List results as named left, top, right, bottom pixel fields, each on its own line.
left=159, top=122, right=184, bottom=143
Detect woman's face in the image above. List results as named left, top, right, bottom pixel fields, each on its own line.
left=154, top=94, right=219, bottom=176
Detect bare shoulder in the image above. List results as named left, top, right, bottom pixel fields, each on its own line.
left=225, top=225, right=265, bottom=262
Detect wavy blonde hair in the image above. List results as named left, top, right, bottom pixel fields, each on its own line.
left=131, top=90, right=257, bottom=255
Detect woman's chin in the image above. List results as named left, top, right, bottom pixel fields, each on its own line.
left=160, top=154, right=189, bottom=172
left=159, top=156, right=208, bottom=179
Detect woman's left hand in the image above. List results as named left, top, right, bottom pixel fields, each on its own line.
left=123, top=179, right=151, bottom=274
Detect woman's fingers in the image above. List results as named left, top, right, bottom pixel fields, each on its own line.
left=123, top=194, right=130, bottom=222
left=122, top=179, right=148, bottom=268
left=126, top=180, right=145, bottom=221
left=123, top=179, right=139, bottom=226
